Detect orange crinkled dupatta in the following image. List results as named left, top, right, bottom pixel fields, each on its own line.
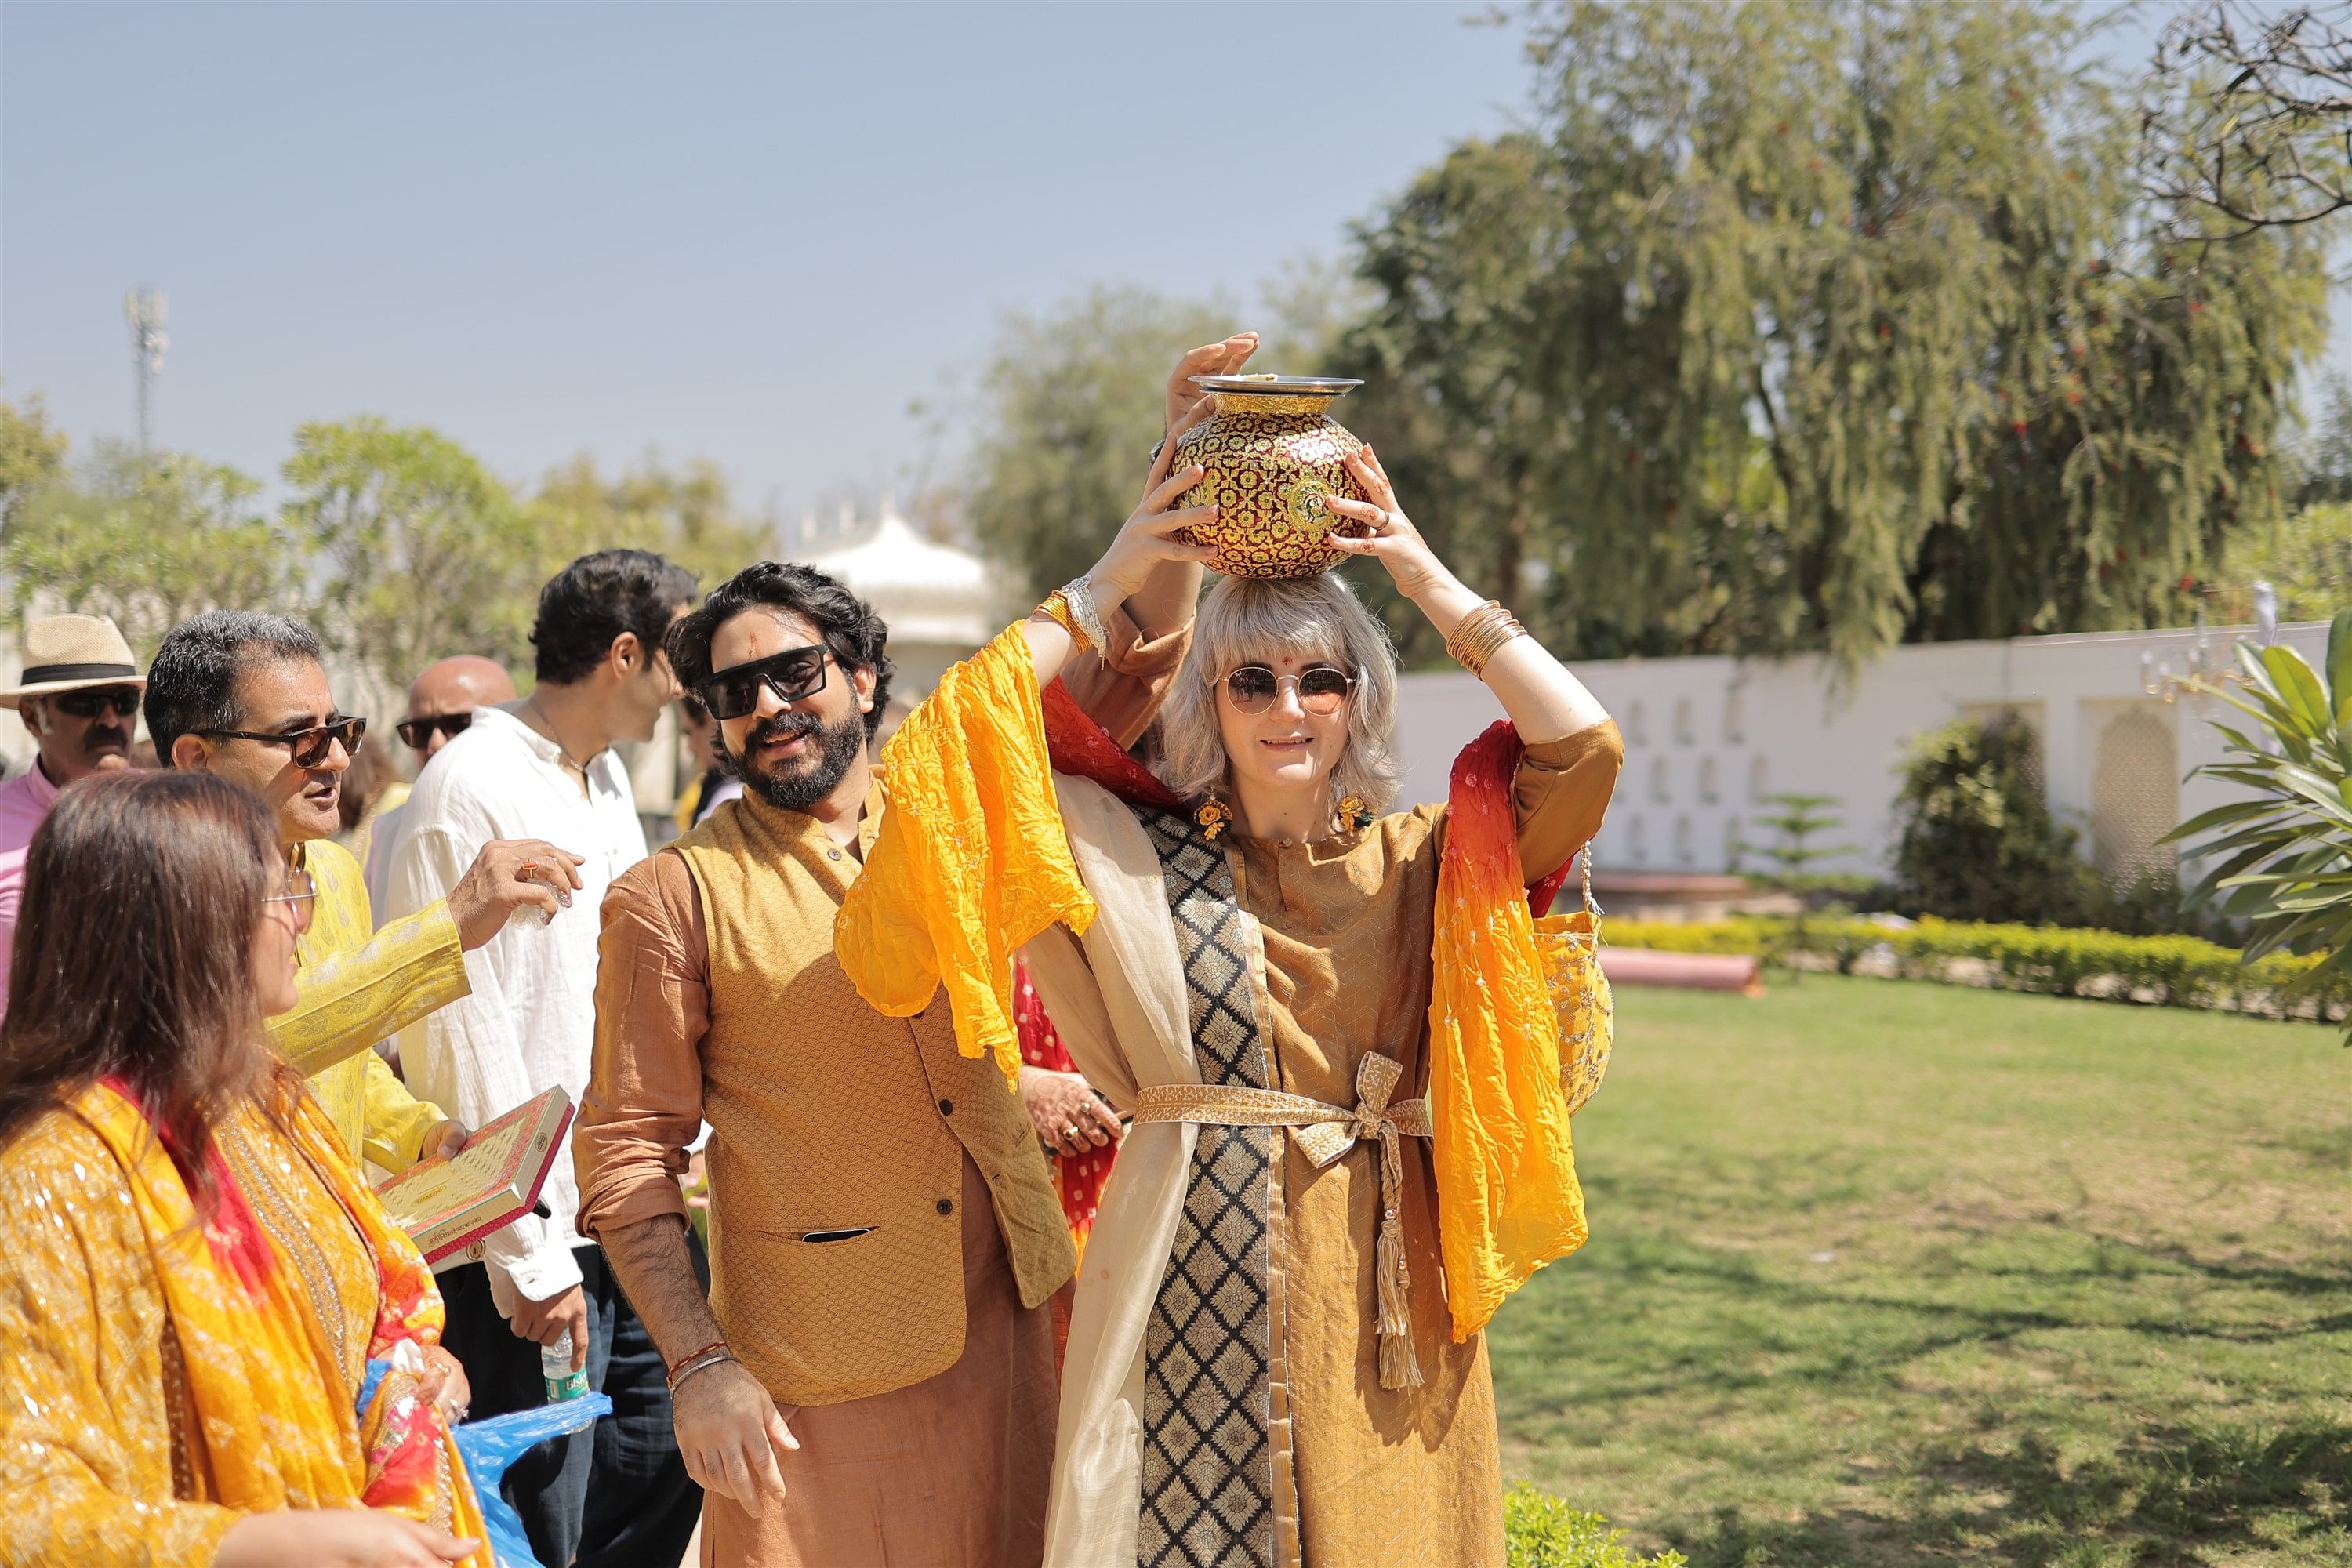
left=72, top=1079, right=489, bottom=1552
left=836, top=622, right=1098, bottom=1086
left=1428, top=721, right=1588, bottom=1340
left=838, top=630, right=1588, bottom=1342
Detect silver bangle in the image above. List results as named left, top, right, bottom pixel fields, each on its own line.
left=1057, top=575, right=1110, bottom=653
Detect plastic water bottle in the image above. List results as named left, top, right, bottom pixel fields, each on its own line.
left=541, top=1330, right=588, bottom=1402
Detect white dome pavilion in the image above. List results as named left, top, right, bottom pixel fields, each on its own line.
left=791, top=499, right=1001, bottom=697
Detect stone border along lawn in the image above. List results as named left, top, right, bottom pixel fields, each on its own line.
left=1488, top=973, right=2352, bottom=1567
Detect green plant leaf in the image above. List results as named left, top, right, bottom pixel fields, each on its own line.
left=2328, top=610, right=2352, bottom=726
left=2161, top=799, right=2278, bottom=844
left=2263, top=644, right=2333, bottom=735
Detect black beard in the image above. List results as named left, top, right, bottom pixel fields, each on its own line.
left=724, top=710, right=868, bottom=814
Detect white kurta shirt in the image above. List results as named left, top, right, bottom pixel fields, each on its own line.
left=383, top=705, right=648, bottom=1310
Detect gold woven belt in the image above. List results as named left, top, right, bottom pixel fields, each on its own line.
left=1131, top=1052, right=1432, bottom=1388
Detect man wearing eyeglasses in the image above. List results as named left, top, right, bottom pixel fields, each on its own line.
left=0, top=614, right=149, bottom=1021
left=143, top=610, right=580, bottom=1181
left=382, top=550, right=703, bottom=1568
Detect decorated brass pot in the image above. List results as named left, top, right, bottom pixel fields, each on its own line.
left=1169, top=374, right=1370, bottom=579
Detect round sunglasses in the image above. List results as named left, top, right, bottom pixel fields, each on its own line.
left=1220, top=664, right=1359, bottom=717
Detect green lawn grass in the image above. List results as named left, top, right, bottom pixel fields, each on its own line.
left=1489, top=974, right=2352, bottom=1566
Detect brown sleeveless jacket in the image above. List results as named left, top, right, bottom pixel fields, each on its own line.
left=671, top=786, right=1073, bottom=1406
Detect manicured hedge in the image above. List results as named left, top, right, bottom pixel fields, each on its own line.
left=1605, top=916, right=2352, bottom=1022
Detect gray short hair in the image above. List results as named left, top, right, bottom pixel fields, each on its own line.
left=1151, top=575, right=1403, bottom=813
left=145, top=612, right=325, bottom=764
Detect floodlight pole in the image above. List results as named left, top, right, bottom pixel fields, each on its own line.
left=125, top=288, right=169, bottom=456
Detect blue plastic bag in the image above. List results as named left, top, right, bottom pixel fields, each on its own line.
left=359, top=1356, right=611, bottom=1568
left=451, top=1397, right=613, bottom=1567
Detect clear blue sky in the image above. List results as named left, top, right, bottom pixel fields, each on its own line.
left=2, top=2, right=1538, bottom=521
left=3, top=2, right=2343, bottom=526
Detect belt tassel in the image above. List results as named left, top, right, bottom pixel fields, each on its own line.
left=1375, top=1205, right=1423, bottom=1389
left=1132, top=1052, right=1433, bottom=1392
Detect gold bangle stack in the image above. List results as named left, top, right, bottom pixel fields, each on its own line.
left=1034, top=577, right=1108, bottom=653
left=1446, top=599, right=1526, bottom=676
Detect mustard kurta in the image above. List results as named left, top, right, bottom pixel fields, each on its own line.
left=1232, top=723, right=1621, bottom=1564
left=270, top=837, right=463, bottom=1171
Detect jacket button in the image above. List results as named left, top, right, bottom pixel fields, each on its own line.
left=938, top=1098, right=954, bottom=1116
left=826, top=848, right=843, bottom=860
left=936, top=1197, right=954, bottom=1215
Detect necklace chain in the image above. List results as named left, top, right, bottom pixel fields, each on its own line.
left=525, top=695, right=595, bottom=774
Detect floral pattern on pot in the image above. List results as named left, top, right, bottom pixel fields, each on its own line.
left=1169, top=378, right=1373, bottom=579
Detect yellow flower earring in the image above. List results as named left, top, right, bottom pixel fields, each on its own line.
left=1196, top=799, right=1233, bottom=841
left=1337, top=793, right=1374, bottom=832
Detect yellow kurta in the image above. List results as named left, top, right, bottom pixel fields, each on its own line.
left=270, top=837, right=464, bottom=1171
left=0, top=1101, right=397, bottom=1566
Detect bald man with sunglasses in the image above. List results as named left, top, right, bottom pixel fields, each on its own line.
left=145, top=610, right=578, bottom=1178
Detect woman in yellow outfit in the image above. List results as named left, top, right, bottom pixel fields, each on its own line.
left=839, top=383, right=1623, bottom=1567
left=0, top=770, right=490, bottom=1568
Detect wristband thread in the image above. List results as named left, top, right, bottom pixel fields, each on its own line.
left=665, top=1338, right=731, bottom=1381
left=666, top=1347, right=740, bottom=1396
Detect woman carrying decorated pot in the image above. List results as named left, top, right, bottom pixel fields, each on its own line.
left=837, top=369, right=1622, bottom=1566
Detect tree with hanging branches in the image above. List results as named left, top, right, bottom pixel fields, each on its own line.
left=1335, top=0, right=2337, bottom=670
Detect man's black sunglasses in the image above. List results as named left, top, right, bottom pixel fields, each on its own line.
left=200, top=716, right=367, bottom=770
left=52, top=686, right=143, bottom=720
left=698, top=645, right=829, bottom=722
left=395, top=711, right=474, bottom=750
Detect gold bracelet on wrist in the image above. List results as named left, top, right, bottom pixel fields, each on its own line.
left=1446, top=601, right=1527, bottom=676
left=1037, top=577, right=1109, bottom=653
left=1443, top=600, right=1499, bottom=666
left=1467, top=617, right=1526, bottom=673
left=1036, top=592, right=1083, bottom=646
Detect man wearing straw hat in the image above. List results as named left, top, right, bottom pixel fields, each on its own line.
left=0, top=614, right=147, bottom=1018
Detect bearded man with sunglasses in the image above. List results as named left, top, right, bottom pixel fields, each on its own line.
left=566, top=339, right=1253, bottom=1568
left=381, top=549, right=705, bottom=1568
left=145, top=610, right=579, bottom=1179
left=0, top=614, right=151, bottom=1021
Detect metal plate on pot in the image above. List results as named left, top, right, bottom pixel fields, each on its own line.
left=1189, top=374, right=1364, bottom=397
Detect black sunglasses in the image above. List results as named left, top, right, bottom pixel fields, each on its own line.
left=51, top=687, right=143, bottom=720
left=395, top=711, right=474, bottom=750
left=201, top=716, right=368, bottom=770
left=698, top=645, right=829, bottom=722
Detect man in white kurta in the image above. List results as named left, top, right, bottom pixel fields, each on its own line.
left=383, top=547, right=702, bottom=1568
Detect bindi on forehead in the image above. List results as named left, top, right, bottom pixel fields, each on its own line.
left=713, top=608, right=822, bottom=668
left=1232, top=646, right=1345, bottom=675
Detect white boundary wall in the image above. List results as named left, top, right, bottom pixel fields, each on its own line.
left=1393, top=620, right=2335, bottom=880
